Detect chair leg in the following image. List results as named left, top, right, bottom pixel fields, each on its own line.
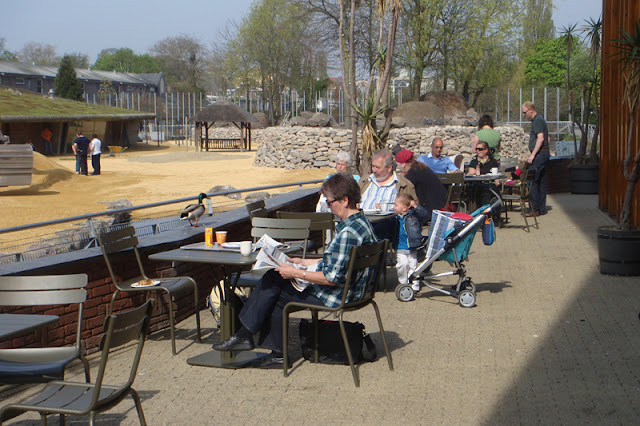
left=282, top=306, right=291, bottom=378
left=312, top=311, right=319, bottom=363
left=519, top=199, right=530, bottom=231
left=192, top=280, right=201, bottom=341
left=337, top=312, right=359, bottom=387
left=130, top=388, right=148, bottom=426
left=162, top=289, right=177, bottom=356
left=529, top=198, right=539, bottom=229
left=80, top=353, right=91, bottom=382
left=371, top=301, right=393, bottom=371
left=89, top=411, right=96, bottom=426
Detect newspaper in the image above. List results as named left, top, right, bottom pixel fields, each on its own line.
left=252, top=234, right=313, bottom=292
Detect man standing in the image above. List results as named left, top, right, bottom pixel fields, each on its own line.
left=90, top=134, right=102, bottom=175
left=41, top=127, right=54, bottom=156
left=521, top=101, right=550, bottom=216
left=416, top=138, right=462, bottom=173
left=73, top=130, right=91, bottom=176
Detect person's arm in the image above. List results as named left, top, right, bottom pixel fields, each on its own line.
left=528, top=133, right=544, bottom=164
left=72, top=143, right=77, bottom=155
left=471, top=134, right=479, bottom=151
left=288, top=257, right=320, bottom=267
left=467, top=159, right=478, bottom=175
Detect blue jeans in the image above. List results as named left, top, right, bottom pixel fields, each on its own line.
left=239, top=269, right=324, bottom=352
left=530, top=150, right=550, bottom=214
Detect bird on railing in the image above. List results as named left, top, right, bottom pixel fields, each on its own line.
left=180, top=193, right=212, bottom=227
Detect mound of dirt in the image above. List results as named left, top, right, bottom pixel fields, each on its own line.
left=419, top=91, right=471, bottom=121
left=392, top=101, right=444, bottom=127
left=31, top=152, right=74, bottom=187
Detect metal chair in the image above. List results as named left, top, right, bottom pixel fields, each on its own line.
left=276, top=211, right=334, bottom=256
left=437, top=173, right=467, bottom=213
left=97, top=226, right=200, bottom=355
left=246, top=199, right=268, bottom=219
left=0, top=274, right=90, bottom=385
left=501, top=166, right=539, bottom=231
left=0, top=300, right=154, bottom=426
left=236, top=217, right=311, bottom=289
left=282, top=240, right=393, bottom=387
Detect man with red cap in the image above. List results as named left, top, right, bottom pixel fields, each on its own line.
left=395, top=149, right=448, bottom=219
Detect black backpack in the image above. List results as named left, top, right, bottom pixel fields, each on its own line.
left=299, top=319, right=377, bottom=365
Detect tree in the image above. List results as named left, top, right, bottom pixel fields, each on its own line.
left=55, top=55, right=83, bottom=101
left=0, top=38, right=18, bottom=61
left=65, top=52, right=90, bottom=69
left=520, top=0, right=555, bottom=55
left=18, top=42, right=59, bottom=65
left=150, top=35, right=208, bottom=92
left=524, top=38, right=567, bottom=87
left=93, top=48, right=161, bottom=73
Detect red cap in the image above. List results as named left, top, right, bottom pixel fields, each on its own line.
left=395, top=149, right=414, bottom=164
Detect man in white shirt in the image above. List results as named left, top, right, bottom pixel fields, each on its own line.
left=416, top=138, right=462, bottom=174
left=89, top=134, right=102, bottom=175
left=359, top=149, right=417, bottom=211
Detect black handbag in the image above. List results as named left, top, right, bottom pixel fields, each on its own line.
left=299, top=319, right=377, bottom=365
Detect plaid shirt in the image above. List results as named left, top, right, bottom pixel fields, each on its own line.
left=309, top=211, right=378, bottom=308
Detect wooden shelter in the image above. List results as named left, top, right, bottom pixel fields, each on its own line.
left=600, top=0, right=640, bottom=226
left=190, top=103, right=258, bottom=151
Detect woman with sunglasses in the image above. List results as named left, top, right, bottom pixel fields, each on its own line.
left=468, top=141, right=500, bottom=208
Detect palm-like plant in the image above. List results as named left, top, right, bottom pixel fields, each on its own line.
left=612, top=18, right=640, bottom=230
left=580, top=17, right=602, bottom=164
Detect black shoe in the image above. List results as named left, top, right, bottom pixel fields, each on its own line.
left=250, top=353, right=291, bottom=369
left=211, top=335, right=254, bottom=351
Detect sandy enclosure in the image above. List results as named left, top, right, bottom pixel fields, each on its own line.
left=0, top=142, right=329, bottom=243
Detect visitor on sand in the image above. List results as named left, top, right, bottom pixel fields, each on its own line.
left=90, top=134, right=102, bottom=175
left=393, top=194, right=428, bottom=293
left=72, top=131, right=91, bottom=176
left=41, top=127, right=54, bottom=156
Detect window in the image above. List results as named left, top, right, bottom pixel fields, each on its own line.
left=16, top=78, right=25, bottom=85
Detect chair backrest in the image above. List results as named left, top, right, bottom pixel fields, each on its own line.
left=452, top=154, right=464, bottom=170
left=246, top=199, right=268, bottom=219
left=0, top=274, right=88, bottom=348
left=276, top=211, right=335, bottom=247
left=90, top=299, right=153, bottom=407
left=339, top=240, right=388, bottom=308
left=97, top=226, right=146, bottom=284
left=519, top=166, right=536, bottom=199
left=251, top=217, right=311, bottom=257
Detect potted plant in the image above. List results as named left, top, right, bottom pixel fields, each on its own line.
left=598, top=17, right=640, bottom=275
left=562, top=19, right=602, bottom=194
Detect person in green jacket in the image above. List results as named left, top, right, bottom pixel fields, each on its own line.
left=472, top=114, right=501, bottom=162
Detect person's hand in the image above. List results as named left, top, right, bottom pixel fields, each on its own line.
left=375, top=203, right=381, bottom=209
left=410, top=199, right=418, bottom=208
left=275, top=264, right=298, bottom=280
left=288, top=257, right=304, bottom=265
left=528, top=154, right=535, bottom=164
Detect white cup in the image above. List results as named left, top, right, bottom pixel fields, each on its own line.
left=239, top=241, right=253, bottom=256
left=490, top=167, right=498, bottom=174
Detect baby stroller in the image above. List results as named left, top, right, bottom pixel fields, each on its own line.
left=395, top=195, right=502, bottom=307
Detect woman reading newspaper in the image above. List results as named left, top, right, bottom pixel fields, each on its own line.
left=212, top=173, right=378, bottom=369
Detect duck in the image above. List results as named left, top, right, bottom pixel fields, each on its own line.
left=180, top=193, right=209, bottom=227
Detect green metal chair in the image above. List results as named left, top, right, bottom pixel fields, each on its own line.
left=282, top=240, right=393, bottom=387
left=246, top=199, right=268, bottom=219
left=0, top=274, right=90, bottom=384
left=98, top=225, right=201, bottom=355
left=0, top=300, right=154, bottom=426
left=276, top=211, right=334, bottom=256
left=501, top=166, right=539, bottom=231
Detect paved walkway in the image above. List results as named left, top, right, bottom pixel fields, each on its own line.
left=2, top=193, right=640, bottom=425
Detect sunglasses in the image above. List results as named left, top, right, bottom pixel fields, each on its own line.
left=476, top=147, right=486, bottom=151
left=522, top=109, right=530, bottom=115
left=326, top=198, right=339, bottom=207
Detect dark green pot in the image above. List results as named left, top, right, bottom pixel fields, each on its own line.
left=598, top=226, right=640, bottom=276
left=569, top=164, right=599, bottom=194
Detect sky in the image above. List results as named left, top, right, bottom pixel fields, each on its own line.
left=1, top=0, right=603, bottom=64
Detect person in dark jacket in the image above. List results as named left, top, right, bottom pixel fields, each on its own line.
left=395, top=149, right=447, bottom=220
left=393, top=194, right=428, bottom=292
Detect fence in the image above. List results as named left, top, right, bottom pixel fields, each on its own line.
left=84, top=85, right=593, bottom=145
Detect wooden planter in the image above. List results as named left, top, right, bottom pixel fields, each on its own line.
left=598, top=226, right=640, bottom=275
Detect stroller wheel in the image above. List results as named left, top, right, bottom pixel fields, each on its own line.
left=463, top=279, right=476, bottom=293
left=458, top=290, right=476, bottom=308
left=395, top=284, right=414, bottom=302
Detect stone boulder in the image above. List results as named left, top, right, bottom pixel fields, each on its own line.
left=208, top=185, right=242, bottom=200
left=392, top=101, right=444, bottom=128
left=289, top=115, right=307, bottom=126
left=419, top=91, right=471, bottom=121
left=308, top=112, right=331, bottom=127
left=252, top=112, right=269, bottom=128
left=245, top=191, right=271, bottom=203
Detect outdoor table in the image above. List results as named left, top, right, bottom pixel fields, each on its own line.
left=0, top=313, right=59, bottom=341
left=150, top=245, right=264, bottom=369
left=362, top=210, right=395, bottom=223
left=463, top=173, right=506, bottom=212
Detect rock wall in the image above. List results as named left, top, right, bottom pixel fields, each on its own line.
left=240, top=125, right=529, bottom=169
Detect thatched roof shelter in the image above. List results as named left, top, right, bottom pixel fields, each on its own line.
left=190, top=103, right=257, bottom=151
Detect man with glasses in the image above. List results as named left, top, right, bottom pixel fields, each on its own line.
left=416, top=138, right=462, bottom=173
left=521, top=101, right=550, bottom=216
left=359, top=149, right=416, bottom=211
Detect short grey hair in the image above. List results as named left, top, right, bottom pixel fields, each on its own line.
left=373, top=149, right=394, bottom=168
left=336, top=151, right=352, bottom=165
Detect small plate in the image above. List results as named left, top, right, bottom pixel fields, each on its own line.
left=132, top=279, right=161, bottom=288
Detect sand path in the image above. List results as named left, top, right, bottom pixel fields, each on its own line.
left=0, top=142, right=329, bottom=243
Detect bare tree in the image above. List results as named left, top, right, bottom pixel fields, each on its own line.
left=150, top=34, right=209, bottom=92
left=18, top=41, right=59, bottom=65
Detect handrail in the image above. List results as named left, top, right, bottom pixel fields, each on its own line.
left=0, top=180, right=323, bottom=235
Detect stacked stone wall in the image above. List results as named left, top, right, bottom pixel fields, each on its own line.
left=251, top=125, right=530, bottom=169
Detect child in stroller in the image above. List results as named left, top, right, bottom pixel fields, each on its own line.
left=395, top=195, right=502, bottom=307
left=393, top=194, right=428, bottom=293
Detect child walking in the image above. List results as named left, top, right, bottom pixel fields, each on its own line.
left=394, top=194, right=428, bottom=292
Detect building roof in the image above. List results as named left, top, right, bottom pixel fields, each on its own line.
left=0, top=61, right=163, bottom=87
left=190, top=103, right=258, bottom=123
